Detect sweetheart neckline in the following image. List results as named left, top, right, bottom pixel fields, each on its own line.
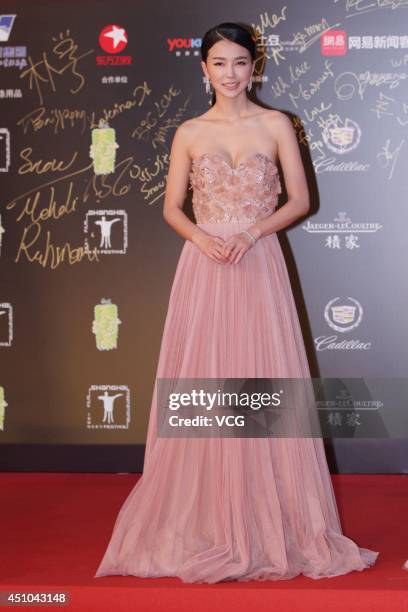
left=191, top=152, right=278, bottom=172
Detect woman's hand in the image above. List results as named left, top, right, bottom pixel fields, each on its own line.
left=222, top=231, right=257, bottom=264
left=191, top=230, right=228, bottom=263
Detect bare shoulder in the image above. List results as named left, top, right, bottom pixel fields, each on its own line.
left=264, top=110, right=297, bottom=152
left=173, top=117, right=202, bottom=142
left=270, top=111, right=297, bottom=143
left=263, top=108, right=292, bottom=130
left=173, top=117, right=197, bottom=140
left=171, top=117, right=205, bottom=160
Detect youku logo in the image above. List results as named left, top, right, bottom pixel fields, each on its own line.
left=315, top=297, right=372, bottom=351
left=167, top=37, right=202, bottom=55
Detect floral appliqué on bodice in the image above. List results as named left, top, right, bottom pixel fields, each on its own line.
left=189, top=152, right=282, bottom=223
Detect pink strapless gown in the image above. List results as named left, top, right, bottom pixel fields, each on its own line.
left=94, top=152, right=379, bottom=583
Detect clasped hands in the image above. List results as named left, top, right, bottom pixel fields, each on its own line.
left=193, top=228, right=261, bottom=264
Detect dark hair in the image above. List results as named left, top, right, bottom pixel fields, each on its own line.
left=201, top=22, right=256, bottom=106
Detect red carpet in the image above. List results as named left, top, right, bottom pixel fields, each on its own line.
left=1, top=473, right=407, bottom=611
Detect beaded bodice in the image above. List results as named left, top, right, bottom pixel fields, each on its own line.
left=189, top=152, right=281, bottom=224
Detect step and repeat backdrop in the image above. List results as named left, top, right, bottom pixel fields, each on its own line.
left=1, top=0, right=407, bottom=472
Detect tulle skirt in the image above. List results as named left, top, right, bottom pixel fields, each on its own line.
left=95, top=221, right=379, bottom=583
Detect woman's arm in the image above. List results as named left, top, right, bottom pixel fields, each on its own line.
left=246, top=112, right=310, bottom=241
left=162, top=121, right=200, bottom=241
left=162, top=122, right=227, bottom=263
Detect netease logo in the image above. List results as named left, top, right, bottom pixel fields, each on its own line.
left=167, top=38, right=202, bottom=52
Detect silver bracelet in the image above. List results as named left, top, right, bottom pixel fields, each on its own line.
left=241, top=230, right=256, bottom=245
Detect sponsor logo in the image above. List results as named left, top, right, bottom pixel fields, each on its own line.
left=86, top=385, right=130, bottom=429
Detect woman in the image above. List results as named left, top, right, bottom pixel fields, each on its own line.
left=95, top=22, right=379, bottom=583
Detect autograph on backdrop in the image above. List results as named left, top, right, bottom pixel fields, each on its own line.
left=5, top=152, right=171, bottom=269
left=17, top=82, right=153, bottom=135
left=9, top=23, right=191, bottom=271
left=20, top=29, right=93, bottom=106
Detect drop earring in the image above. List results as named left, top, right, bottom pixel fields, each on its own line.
left=247, top=78, right=252, bottom=92
left=205, top=77, right=212, bottom=94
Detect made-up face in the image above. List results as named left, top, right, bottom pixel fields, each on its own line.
left=202, top=39, right=254, bottom=98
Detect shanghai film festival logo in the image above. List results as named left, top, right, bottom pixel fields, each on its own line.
left=87, top=385, right=130, bottom=429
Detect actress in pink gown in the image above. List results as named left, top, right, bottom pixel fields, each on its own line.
left=94, top=22, right=379, bottom=584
